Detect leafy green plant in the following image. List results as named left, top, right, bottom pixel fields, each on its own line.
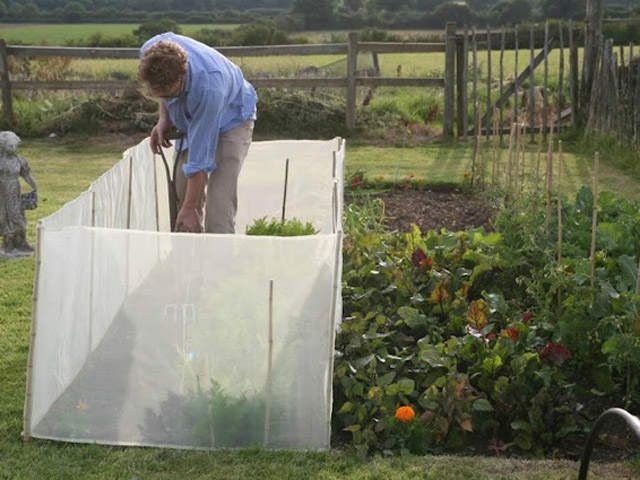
left=187, top=380, right=269, bottom=448
left=334, top=187, right=640, bottom=455
left=245, top=217, right=318, bottom=236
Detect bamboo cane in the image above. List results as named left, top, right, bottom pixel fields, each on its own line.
left=520, top=121, right=527, bottom=195
left=492, top=112, right=500, bottom=186
left=281, top=158, right=290, bottom=223
left=506, top=122, right=516, bottom=198
left=590, top=152, right=600, bottom=289
left=544, top=122, right=554, bottom=234
left=471, top=102, right=480, bottom=188
left=22, top=221, right=44, bottom=443
left=264, top=279, right=274, bottom=447
left=557, top=140, right=563, bottom=262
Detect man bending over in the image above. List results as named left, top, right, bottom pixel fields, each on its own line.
left=139, top=32, right=257, bottom=233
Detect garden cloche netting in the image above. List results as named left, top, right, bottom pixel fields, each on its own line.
left=23, top=137, right=344, bottom=450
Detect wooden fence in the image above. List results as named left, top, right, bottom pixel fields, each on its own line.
left=456, top=21, right=582, bottom=141
left=0, top=23, right=459, bottom=136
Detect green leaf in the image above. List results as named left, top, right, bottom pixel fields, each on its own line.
left=398, top=306, right=427, bottom=329
left=397, top=378, right=415, bottom=395
left=510, top=420, right=531, bottom=432
left=420, top=348, right=447, bottom=368
left=514, top=432, right=533, bottom=450
left=472, top=398, right=494, bottom=412
left=482, top=292, right=508, bottom=315
left=338, top=401, right=354, bottom=414
left=378, top=372, right=396, bottom=386
left=344, top=424, right=361, bottom=433
left=472, top=231, right=502, bottom=246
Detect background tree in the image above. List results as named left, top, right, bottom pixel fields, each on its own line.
left=133, top=19, right=182, bottom=42
left=291, top=0, right=335, bottom=29
left=489, top=0, right=532, bottom=25
left=541, top=0, right=585, bottom=19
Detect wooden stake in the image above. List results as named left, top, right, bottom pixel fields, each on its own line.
left=506, top=122, right=516, bottom=197
left=557, top=140, right=564, bottom=262
left=463, top=24, right=470, bottom=139
left=486, top=25, right=492, bottom=140
left=636, top=256, right=640, bottom=295
left=513, top=124, right=522, bottom=197
left=520, top=122, right=527, bottom=195
left=544, top=122, right=554, bottom=234
left=492, top=113, right=499, bottom=186
left=514, top=25, right=520, bottom=124
left=281, top=158, right=290, bottom=223
left=569, top=20, right=578, bottom=127
left=472, top=26, right=478, bottom=138
left=23, top=221, right=44, bottom=443
left=543, top=21, right=549, bottom=139
left=499, top=27, right=505, bottom=144
left=590, top=152, right=600, bottom=289
left=471, top=101, right=480, bottom=187
left=558, top=22, right=565, bottom=134
left=529, top=24, right=536, bottom=142
left=264, top=279, right=274, bottom=447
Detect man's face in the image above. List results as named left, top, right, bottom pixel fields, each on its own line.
left=150, top=75, right=184, bottom=100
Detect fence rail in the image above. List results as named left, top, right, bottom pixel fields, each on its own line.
left=0, top=28, right=458, bottom=134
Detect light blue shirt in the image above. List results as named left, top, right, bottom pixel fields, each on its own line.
left=140, top=32, right=257, bottom=177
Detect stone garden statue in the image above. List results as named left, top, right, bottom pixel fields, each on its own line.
left=0, top=131, right=37, bottom=257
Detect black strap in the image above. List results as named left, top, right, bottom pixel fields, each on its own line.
left=158, top=136, right=183, bottom=232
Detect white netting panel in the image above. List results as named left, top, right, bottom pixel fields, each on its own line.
left=29, top=138, right=344, bottom=451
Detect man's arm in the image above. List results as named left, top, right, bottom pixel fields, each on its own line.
left=175, top=171, right=206, bottom=232
left=150, top=102, right=172, bottom=154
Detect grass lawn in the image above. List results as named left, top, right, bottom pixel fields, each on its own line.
left=1, top=134, right=639, bottom=479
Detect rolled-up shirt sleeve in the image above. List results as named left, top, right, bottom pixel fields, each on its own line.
left=183, top=74, right=225, bottom=178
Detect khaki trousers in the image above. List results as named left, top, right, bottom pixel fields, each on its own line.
left=174, top=120, right=254, bottom=233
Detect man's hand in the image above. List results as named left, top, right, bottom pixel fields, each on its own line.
left=150, top=119, right=172, bottom=154
left=175, top=205, right=203, bottom=233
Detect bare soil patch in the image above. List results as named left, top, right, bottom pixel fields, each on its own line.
left=373, top=189, right=496, bottom=233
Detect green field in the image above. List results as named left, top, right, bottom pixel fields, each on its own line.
left=1, top=134, right=639, bottom=479
left=0, top=23, right=240, bottom=44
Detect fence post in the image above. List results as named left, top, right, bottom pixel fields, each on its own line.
left=0, top=39, right=14, bottom=128
left=569, top=20, right=579, bottom=127
left=444, top=22, right=456, bottom=138
left=456, top=31, right=466, bottom=137
left=346, top=32, right=358, bottom=131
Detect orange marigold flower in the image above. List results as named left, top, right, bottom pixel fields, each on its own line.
left=395, top=406, right=416, bottom=423
left=409, top=173, right=415, bottom=178
left=463, top=172, right=470, bottom=178
left=377, top=175, right=385, bottom=180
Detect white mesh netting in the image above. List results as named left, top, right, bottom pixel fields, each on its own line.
left=25, top=138, right=344, bottom=450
